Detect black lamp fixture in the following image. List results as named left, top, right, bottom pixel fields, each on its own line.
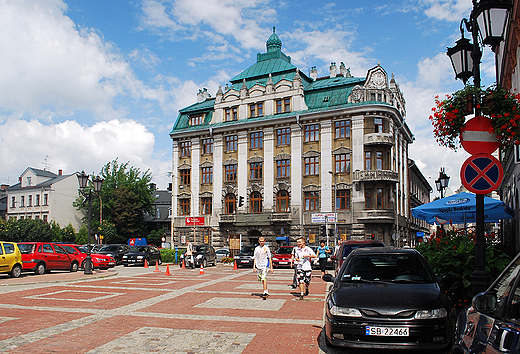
left=77, top=171, right=104, bottom=275
left=447, top=35, right=474, bottom=84
left=474, top=0, right=511, bottom=48
left=435, top=168, right=450, bottom=199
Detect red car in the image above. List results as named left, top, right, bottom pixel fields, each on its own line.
left=17, top=242, right=74, bottom=274
left=60, top=244, right=116, bottom=270
left=272, top=246, right=294, bottom=268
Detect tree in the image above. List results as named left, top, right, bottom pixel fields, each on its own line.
left=147, top=228, right=166, bottom=246
left=75, top=159, right=155, bottom=243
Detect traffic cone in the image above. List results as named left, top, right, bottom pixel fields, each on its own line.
left=144, top=259, right=149, bottom=268
left=181, top=259, right=186, bottom=269
left=165, top=264, right=171, bottom=276
left=199, top=264, right=204, bottom=275
left=233, top=260, right=238, bottom=270
left=154, top=262, right=160, bottom=272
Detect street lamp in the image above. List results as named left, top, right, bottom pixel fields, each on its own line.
left=446, top=0, right=511, bottom=295
left=328, top=170, right=337, bottom=247
left=77, top=171, right=104, bottom=275
left=435, top=168, right=450, bottom=199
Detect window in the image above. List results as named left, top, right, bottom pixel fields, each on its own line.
left=179, top=198, right=190, bottom=216
left=277, top=160, right=290, bottom=178
left=225, top=164, right=237, bottom=182
left=277, top=128, right=291, bottom=146
left=275, top=98, right=291, bottom=114
left=28, top=195, right=32, bottom=207
left=336, top=190, right=351, bottom=210
left=20, top=196, right=25, bottom=207
left=374, top=118, right=383, bottom=133
left=249, top=102, right=263, bottom=117
left=305, top=191, right=319, bottom=211
left=225, top=135, right=237, bottom=152
left=365, top=151, right=372, bottom=170
left=201, top=167, right=213, bottom=184
left=376, top=151, right=383, bottom=170
left=225, top=107, right=238, bottom=121
left=304, top=157, right=319, bottom=176
left=202, top=138, right=213, bottom=154
left=43, top=215, right=48, bottom=222
left=180, top=169, right=191, bottom=185
left=11, top=196, right=15, bottom=208
left=335, top=154, right=350, bottom=173
left=250, top=191, right=262, bottom=213
left=201, top=197, right=212, bottom=215
left=43, top=244, right=53, bottom=253
left=250, top=131, right=263, bottom=149
left=377, top=188, right=384, bottom=209
left=365, top=188, right=372, bottom=209
left=26, top=177, right=32, bottom=186
left=190, top=115, right=203, bottom=126
left=180, top=141, right=191, bottom=157
left=304, top=124, right=319, bottom=142
left=225, top=194, right=236, bottom=214
left=276, top=190, right=290, bottom=212
left=335, top=120, right=350, bottom=138
left=250, top=162, right=263, bottom=180
left=35, top=194, right=40, bottom=206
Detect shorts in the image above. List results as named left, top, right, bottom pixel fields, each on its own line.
left=296, top=269, right=312, bottom=285
left=256, top=267, right=269, bottom=282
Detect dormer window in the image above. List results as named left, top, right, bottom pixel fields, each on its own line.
left=225, top=107, right=238, bottom=121
left=26, top=177, right=32, bottom=186
left=249, top=102, right=263, bottom=118
left=190, top=115, right=203, bottom=126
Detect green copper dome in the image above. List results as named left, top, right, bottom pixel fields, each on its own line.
left=266, top=27, right=282, bottom=52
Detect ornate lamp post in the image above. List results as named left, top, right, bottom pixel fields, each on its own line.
left=435, top=168, right=450, bottom=199
left=77, top=171, right=104, bottom=275
left=446, top=0, right=511, bottom=295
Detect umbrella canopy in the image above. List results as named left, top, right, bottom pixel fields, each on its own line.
left=411, top=192, right=514, bottom=225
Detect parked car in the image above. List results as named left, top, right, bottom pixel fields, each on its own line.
left=59, top=244, right=116, bottom=270
left=179, top=245, right=216, bottom=267
left=0, top=241, right=22, bottom=278
left=122, top=245, right=162, bottom=267
left=95, top=244, right=131, bottom=265
left=17, top=242, right=74, bottom=274
left=323, top=247, right=453, bottom=351
left=215, top=248, right=230, bottom=262
left=272, top=246, right=293, bottom=268
left=233, top=245, right=256, bottom=268
left=332, top=239, right=385, bottom=274
left=452, top=251, right=520, bottom=354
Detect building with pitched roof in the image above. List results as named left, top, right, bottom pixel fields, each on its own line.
left=6, top=167, right=83, bottom=231
left=169, top=29, right=414, bottom=249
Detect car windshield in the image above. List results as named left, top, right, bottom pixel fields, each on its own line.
left=240, top=246, right=255, bottom=254
left=194, top=246, right=206, bottom=253
left=131, top=246, right=148, bottom=252
left=99, top=245, right=118, bottom=252
left=340, top=253, right=435, bottom=283
left=342, top=244, right=383, bottom=258
left=76, top=246, right=88, bottom=253
left=276, top=247, right=293, bottom=254
left=17, top=244, right=35, bottom=254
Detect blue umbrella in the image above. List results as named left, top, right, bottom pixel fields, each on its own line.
left=411, top=192, right=514, bottom=225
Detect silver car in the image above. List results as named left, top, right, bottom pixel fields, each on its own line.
left=215, top=248, right=230, bottom=262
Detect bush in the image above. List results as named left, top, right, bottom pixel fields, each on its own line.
left=416, top=229, right=510, bottom=309
left=221, top=257, right=234, bottom=264
left=160, top=248, right=186, bottom=264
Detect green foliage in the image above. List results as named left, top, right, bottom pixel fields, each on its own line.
left=147, top=228, right=165, bottom=246
left=50, top=221, right=64, bottom=242
left=221, top=257, right=234, bottom=264
left=98, top=221, right=118, bottom=244
left=0, top=218, right=56, bottom=242
left=62, top=224, right=76, bottom=243
left=75, top=225, right=88, bottom=245
left=160, top=248, right=176, bottom=263
left=417, top=229, right=510, bottom=308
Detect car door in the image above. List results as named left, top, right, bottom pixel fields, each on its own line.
left=52, top=245, right=71, bottom=270
left=0, top=243, right=7, bottom=272
left=41, top=243, right=59, bottom=269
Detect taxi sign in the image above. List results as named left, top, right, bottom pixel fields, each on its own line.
left=461, top=116, right=500, bottom=155
left=460, top=153, right=503, bottom=194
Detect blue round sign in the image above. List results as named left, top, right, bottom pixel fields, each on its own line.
left=460, top=153, right=503, bottom=194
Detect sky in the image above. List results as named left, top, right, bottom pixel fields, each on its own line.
left=0, top=0, right=500, bottom=198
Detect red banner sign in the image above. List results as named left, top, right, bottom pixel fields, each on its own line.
left=185, top=217, right=205, bottom=226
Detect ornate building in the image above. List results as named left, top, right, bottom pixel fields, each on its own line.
left=170, top=29, right=414, bottom=249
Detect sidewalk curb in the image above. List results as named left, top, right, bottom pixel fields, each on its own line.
left=1, top=271, right=119, bottom=287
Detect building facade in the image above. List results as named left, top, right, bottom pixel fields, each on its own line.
left=170, top=29, right=414, bottom=249
left=6, top=167, right=83, bottom=231
left=408, top=159, right=433, bottom=246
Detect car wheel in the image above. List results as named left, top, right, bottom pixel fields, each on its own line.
left=203, top=259, right=208, bottom=268
left=70, top=261, right=79, bottom=272
left=10, top=264, right=22, bottom=278
left=212, top=258, right=216, bottom=266
left=35, top=262, right=45, bottom=275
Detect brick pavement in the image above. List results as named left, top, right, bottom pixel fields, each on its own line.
left=0, top=265, right=333, bottom=353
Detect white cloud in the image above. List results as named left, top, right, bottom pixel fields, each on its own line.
left=420, top=0, right=473, bottom=22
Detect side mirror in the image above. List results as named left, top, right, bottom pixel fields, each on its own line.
left=473, top=292, right=498, bottom=314
left=322, top=274, right=334, bottom=282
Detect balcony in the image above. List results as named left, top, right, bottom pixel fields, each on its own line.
left=357, top=209, right=395, bottom=223
left=364, top=132, right=394, bottom=146
left=270, top=213, right=292, bottom=223
left=219, top=214, right=236, bottom=223
left=353, top=170, right=399, bottom=183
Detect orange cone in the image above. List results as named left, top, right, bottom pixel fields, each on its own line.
left=181, top=259, right=186, bottom=269
left=165, top=264, right=171, bottom=276
left=199, top=264, right=204, bottom=275
left=233, top=260, right=238, bottom=270
left=144, top=259, right=149, bottom=268
left=154, top=262, right=160, bottom=272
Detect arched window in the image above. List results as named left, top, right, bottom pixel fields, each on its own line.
left=250, top=191, right=262, bottom=213
left=225, top=194, right=236, bottom=214
left=276, top=190, right=290, bottom=212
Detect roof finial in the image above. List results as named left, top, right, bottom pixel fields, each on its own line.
left=273, top=27, right=276, bottom=33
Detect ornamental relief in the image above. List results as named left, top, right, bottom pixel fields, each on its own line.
left=178, top=164, right=191, bottom=170
left=273, top=182, right=291, bottom=194
left=248, top=183, right=263, bottom=194
left=200, top=161, right=213, bottom=168
left=274, top=152, right=291, bottom=161
left=199, top=191, right=212, bottom=198
left=247, top=156, right=264, bottom=163
left=178, top=192, right=191, bottom=199
left=302, top=150, right=320, bottom=158
left=332, top=147, right=352, bottom=155
left=223, top=158, right=238, bottom=166
left=222, top=184, right=237, bottom=198
left=302, top=184, right=320, bottom=192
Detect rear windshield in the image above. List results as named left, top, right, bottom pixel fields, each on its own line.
left=240, top=246, right=256, bottom=254
left=342, top=243, right=384, bottom=258
left=18, top=243, right=35, bottom=254
left=131, top=246, right=148, bottom=252
left=99, top=245, right=118, bottom=252
left=276, top=247, right=293, bottom=254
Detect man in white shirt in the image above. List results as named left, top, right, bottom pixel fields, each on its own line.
left=294, top=237, right=316, bottom=299
left=185, top=240, right=194, bottom=269
left=253, top=237, right=273, bottom=300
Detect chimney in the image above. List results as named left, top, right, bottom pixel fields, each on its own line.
left=58, top=169, right=62, bottom=175
left=330, top=62, right=337, bottom=78
left=339, top=62, right=347, bottom=77
left=197, top=88, right=211, bottom=102
left=310, top=66, right=318, bottom=81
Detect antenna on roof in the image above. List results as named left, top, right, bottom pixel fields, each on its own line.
left=42, top=155, right=52, bottom=171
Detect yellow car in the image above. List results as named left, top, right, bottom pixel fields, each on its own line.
left=0, top=241, right=22, bottom=278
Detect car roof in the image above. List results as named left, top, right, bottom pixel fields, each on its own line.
left=341, top=240, right=385, bottom=246
left=350, top=246, right=419, bottom=255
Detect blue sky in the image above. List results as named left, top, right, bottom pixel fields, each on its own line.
left=0, top=0, right=499, bottom=197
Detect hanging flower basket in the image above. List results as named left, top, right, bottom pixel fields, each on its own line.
left=429, top=85, right=520, bottom=150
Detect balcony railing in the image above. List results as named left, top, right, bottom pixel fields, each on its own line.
left=352, top=170, right=398, bottom=183
left=358, top=209, right=395, bottom=222
left=363, top=132, right=394, bottom=146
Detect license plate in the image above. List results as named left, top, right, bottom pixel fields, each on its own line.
left=366, top=326, right=409, bottom=337
left=241, top=260, right=248, bottom=263
left=279, top=262, right=288, bottom=264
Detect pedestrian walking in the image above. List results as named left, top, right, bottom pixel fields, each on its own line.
left=317, top=240, right=331, bottom=278
left=186, top=240, right=194, bottom=269
left=253, top=237, right=273, bottom=300
left=294, top=237, right=316, bottom=299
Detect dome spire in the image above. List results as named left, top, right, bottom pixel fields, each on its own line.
left=266, top=26, right=282, bottom=53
